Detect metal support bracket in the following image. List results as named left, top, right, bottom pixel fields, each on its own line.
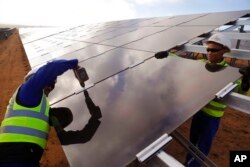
left=215, top=82, right=237, bottom=99
left=136, top=133, right=172, bottom=162
left=219, top=92, right=250, bottom=114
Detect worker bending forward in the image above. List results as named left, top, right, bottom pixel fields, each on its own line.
left=0, top=59, right=78, bottom=167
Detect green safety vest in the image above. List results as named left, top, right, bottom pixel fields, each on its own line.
left=201, top=100, right=226, bottom=117
left=0, top=89, right=50, bottom=149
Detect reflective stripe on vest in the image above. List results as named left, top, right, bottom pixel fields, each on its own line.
left=201, top=100, right=226, bottom=117
left=0, top=89, right=50, bottom=149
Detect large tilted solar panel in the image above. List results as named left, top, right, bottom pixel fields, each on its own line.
left=51, top=57, right=240, bottom=167
left=20, top=10, right=249, bottom=167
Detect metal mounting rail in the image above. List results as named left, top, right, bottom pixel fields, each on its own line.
left=146, top=150, right=185, bottom=167
left=218, top=32, right=250, bottom=40
left=156, top=150, right=184, bottom=167
left=219, top=92, right=250, bottom=115
left=171, top=130, right=217, bottom=167
left=234, top=19, right=250, bottom=26
left=216, top=82, right=238, bottom=99
left=136, top=133, right=172, bottom=162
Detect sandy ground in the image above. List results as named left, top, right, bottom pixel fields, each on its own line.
left=0, top=30, right=250, bottom=167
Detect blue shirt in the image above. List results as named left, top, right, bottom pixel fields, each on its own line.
left=18, top=59, right=78, bottom=107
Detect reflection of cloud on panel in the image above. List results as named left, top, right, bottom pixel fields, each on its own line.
left=48, top=70, right=82, bottom=104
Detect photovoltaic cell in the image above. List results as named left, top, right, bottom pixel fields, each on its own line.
left=49, top=48, right=153, bottom=104
left=124, top=26, right=218, bottom=52
left=100, top=27, right=168, bottom=46
left=152, top=13, right=206, bottom=26
left=58, top=44, right=115, bottom=62
left=130, top=16, right=171, bottom=27
left=81, top=27, right=138, bottom=43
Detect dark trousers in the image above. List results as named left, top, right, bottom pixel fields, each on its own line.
left=185, top=111, right=221, bottom=167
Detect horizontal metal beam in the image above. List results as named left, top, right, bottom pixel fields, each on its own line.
left=235, top=19, right=250, bottom=26
left=221, top=25, right=241, bottom=32
left=156, top=150, right=184, bottom=167
left=219, top=92, right=250, bottom=115
left=188, top=37, right=205, bottom=44
left=181, top=44, right=206, bottom=54
left=224, top=49, right=250, bottom=60
left=218, top=32, right=250, bottom=40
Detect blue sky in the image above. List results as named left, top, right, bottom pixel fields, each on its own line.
left=0, top=0, right=249, bottom=26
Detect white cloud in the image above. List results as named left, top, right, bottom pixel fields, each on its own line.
left=0, top=0, right=136, bottom=26
left=132, top=0, right=184, bottom=5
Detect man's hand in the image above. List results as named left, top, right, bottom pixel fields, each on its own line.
left=154, top=51, right=169, bottom=59
left=205, top=63, right=226, bottom=72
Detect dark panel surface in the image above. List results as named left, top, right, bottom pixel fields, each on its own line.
left=52, top=56, right=240, bottom=167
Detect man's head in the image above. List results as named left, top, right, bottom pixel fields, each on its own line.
left=206, top=33, right=231, bottom=64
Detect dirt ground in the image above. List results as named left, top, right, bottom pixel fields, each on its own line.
left=0, top=30, right=250, bottom=167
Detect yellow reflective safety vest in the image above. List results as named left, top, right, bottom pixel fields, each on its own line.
left=200, top=59, right=228, bottom=117
left=0, top=89, right=50, bottom=149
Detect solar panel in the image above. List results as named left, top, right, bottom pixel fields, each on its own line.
left=19, top=9, right=250, bottom=167
left=51, top=56, right=240, bottom=167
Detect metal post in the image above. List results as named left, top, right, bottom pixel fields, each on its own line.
left=236, top=25, right=244, bottom=49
